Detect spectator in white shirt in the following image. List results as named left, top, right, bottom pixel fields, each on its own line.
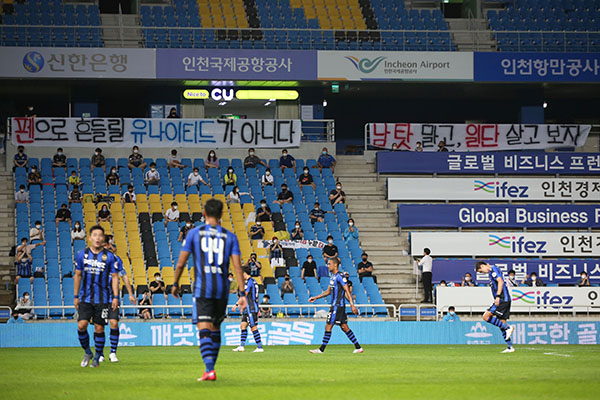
left=15, top=185, right=29, bottom=203
left=71, top=221, right=86, bottom=242
left=122, top=185, right=136, bottom=204
left=261, top=168, right=274, bottom=188
left=165, top=202, right=180, bottom=226
left=417, top=247, right=433, bottom=303
left=29, top=221, right=44, bottom=242
left=506, top=269, right=519, bottom=287
left=15, top=292, right=33, bottom=320
left=227, top=186, right=241, bottom=205
left=144, top=163, right=160, bottom=186
left=187, top=167, right=209, bottom=190
left=167, top=149, right=186, bottom=168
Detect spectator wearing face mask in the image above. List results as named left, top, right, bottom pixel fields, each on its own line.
left=139, top=290, right=152, bottom=320
left=15, top=237, right=44, bottom=284
left=461, top=272, right=477, bottom=287
left=245, top=253, right=262, bottom=277
left=206, top=150, right=219, bottom=169
left=322, top=235, right=338, bottom=263
left=260, top=294, right=272, bottom=318
left=29, top=220, right=44, bottom=242
left=279, top=149, right=296, bottom=173
left=223, top=167, right=237, bottom=189
left=250, top=220, right=265, bottom=240
left=227, top=186, right=243, bottom=205
left=98, top=204, right=111, bottom=222
left=522, top=272, right=545, bottom=287
left=269, top=237, right=284, bottom=268
left=329, top=182, right=346, bottom=205
left=291, top=221, right=304, bottom=240
left=28, top=165, right=41, bottom=187
left=168, top=149, right=187, bottom=168
left=55, top=203, right=71, bottom=225
left=167, top=107, right=179, bottom=119
left=165, top=202, right=180, bottom=226
left=178, top=221, right=193, bottom=242
left=13, top=145, right=28, bottom=172
left=122, top=185, right=136, bottom=204
left=415, top=141, right=423, bottom=152
left=91, top=147, right=105, bottom=171
left=273, top=184, right=293, bottom=206
left=25, top=105, right=37, bottom=117
left=150, top=272, right=167, bottom=298
left=309, top=202, right=325, bottom=225
left=261, top=168, right=274, bottom=187
left=256, top=200, right=272, bottom=222
left=442, top=306, right=461, bottom=322
left=298, top=167, right=315, bottom=190
left=187, top=167, right=210, bottom=191
left=68, top=170, right=81, bottom=190
left=128, top=146, right=147, bottom=169
left=144, top=163, right=160, bottom=186
left=15, top=185, right=29, bottom=204
left=15, top=292, right=34, bottom=320
left=301, top=255, right=317, bottom=280
left=357, top=253, right=377, bottom=283
left=577, top=271, right=591, bottom=287
left=52, top=147, right=66, bottom=168
left=343, top=218, right=359, bottom=244
left=69, top=186, right=82, bottom=204
left=6, top=311, right=25, bottom=324
left=344, top=271, right=356, bottom=302
left=437, top=141, right=449, bottom=152
left=228, top=272, right=238, bottom=294
left=71, top=221, right=85, bottom=242
left=281, top=274, right=294, bottom=296
left=506, top=269, right=519, bottom=287
left=244, top=148, right=267, bottom=170
left=106, top=166, right=120, bottom=186
left=315, top=147, right=336, bottom=173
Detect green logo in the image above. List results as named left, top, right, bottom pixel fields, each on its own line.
left=345, top=56, right=386, bottom=73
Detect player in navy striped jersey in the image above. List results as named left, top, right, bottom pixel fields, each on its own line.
left=475, top=261, right=516, bottom=353
left=172, top=199, right=246, bottom=382
left=73, top=225, right=120, bottom=368
left=232, top=267, right=264, bottom=353
left=308, top=257, right=363, bottom=354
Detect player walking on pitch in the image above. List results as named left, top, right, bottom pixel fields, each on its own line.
left=232, top=267, right=264, bottom=353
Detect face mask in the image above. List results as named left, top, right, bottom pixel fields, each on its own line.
left=336, top=186, right=342, bottom=190
left=265, top=171, right=270, bottom=176
left=58, top=152, right=63, bottom=156
left=129, top=189, right=133, bottom=193
left=95, top=152, right=99, bottom=156
left=249, top=152, right=255, bottom=156
left=151, top=168, right=156, bottom=171
left=304, top=170, right=308, bottom=174
left=348, top=222, right=354, bottom=227
left=209, top=153, right=215, bottom=157
left=256, top=222, right=261, bottom=226
left=328, top=240, right=333, bottom=244
left=322, top=151, right=327, bottom=155
left=186, top=223, right=191, bottom=227
left=295, top=225, right=300, bottom=229
left=282, top=188, right=287, bottom=192
left=24, top=295, right=29, bottom=300
left=531, top=276, right=537, bottom=281
left=75, top=225, right=80, bottom=229
left=581, top=275, right=586, bottom=279
left=308, top=258, right=313, bottom=262
left=315, top=206, right=319, bottom=210
left=261, top=203, right=266, bottom=208
left=20, top=189, right=25, bottom=193
left=173, top=206, right=178, bottom=210
left=19, top=150, right=23, bottom=153
left=133, top=149, right=138, bottom=154
left=228, top=276, right=233, bottom=282
left=155, top=277, right=160, bottom=282
left=228, top=170, right=233, bottom=174
left=362, top=257, right=367, bottom=261
left=194, top=172, right=198, bottom=176
left=36, top=224, right=41, bottom=229
left=509, top=275, right=515, bottom=280
left=465, top=277, right=471, bottom=282
left=449, top=312, right=455, bottom=316
left=282, top=153, right=287, bottom=157
left=111, top=169, right=116, bottom=174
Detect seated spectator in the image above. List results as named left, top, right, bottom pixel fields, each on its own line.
left=68, top=170, right=81, bottom=190
left=344, top=272, right=356, bottom=302
left=139, top=290, right=152, bottom=320
left=15, top=185, right=29, bottom=204
left=15, top=292, right=33, bottom=320
left=357, top=253, right=377, bottom=283
left=522, top=272, right=545, bottom=287
left=150, top=272, right=166, bottom=297
left=144, top=163, right=160, bottom=186
left=343, top=218, right=359, bottom=244
left=68, top=186, right=82, bottom=204
left=260, top=294, right=272, bottom=318
left=52, top=147, right=66, bottom=168
left=187, top=167, right=209, bottom=190
left=178, top=221, right=193, bottom=242
left=228, top=273, right=238, bottom=294
left=391, top=143, right=399, bottom=151
left=227, top=186, right=241, bottom=205
left=91, top=147, right=105, bottom=171
left=128, top=146, right=147, bottom=169
left=249, top=220, right=265, bottom=240
left=6, top=311, right=25, bottom=324
left=415, top=141, right=423, bottom=152
left=27, top=165, right=41, bottom=186
left=71, top=221, right=86, bottom=242
left=13, top=145, right=28, bottom=172
left=279, top=149, right=296, bottom=173
left=309, top=202, right=325, bottom=224
left=261, top=168, right=274, bottom=187
left=315, top=147, right=336, bottom=173
left=106, top=167, right=120, bottom=186
left=243, top=148, right=267, bottom=170
left=165, top=202, right=180, bottom=226
left=223, top=167, right=237, bottom=188
left=98, top=204, right=111, bottom=222
left=25, top=105, right=37, bottom=117
left=15, top=237, right=44, bottom=284
left=256, top=200, right=272, bottom=222
left=206, top=150, right=219, bottom=169
left=104, top=235, right=117, bottom=253
left=461, top=272, right=477, bottom=287
left=273, top=183, right=293, bottom=206
left=291, top=222, right=304, bottom=240
left=442, top=306, right=460, bottom=322
left=280, top=274, right=294, bottom=296
left=329, top=182, right=346, bottom=205
left=55, top=203, right=72, bottom=225
left=437, top=141, right=449, bottom=152
left=577, top=271, right=591, bottom=287
left=438, top=280, right=448, bottom=287
left=168, top=149, right=186, bottom=168
left=29, top=221, right=44, bottom=242
left=322, top=236, right=338, bottom=263
left=167, top=107, right=179, bottom=118
left=506, top=270, right=519, bottom=287
left=301, top=255, right=317, bottom=280
left=298, top=167, right=315, bottom=190
left=245, top=253, right=262, bottom=277
left=122, top=185, right=136, bottom=204
left=269, top=237, right=284, bottom=268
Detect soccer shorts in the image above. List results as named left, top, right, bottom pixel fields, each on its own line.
left=16, top=260, right=32, bottom=278
left=108, top=306, right=120, bottom=321
left=192, top=297, right=228, bottom=326
left=78, top=302, right=110, bottom=326
left=326, top=306, right=348, bottom=326
left=488, top=301, right=511, bottom=320
left=241, top=311, right=259, bottom=328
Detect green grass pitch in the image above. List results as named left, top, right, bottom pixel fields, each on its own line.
left=2, top=345, right=599, bottom=399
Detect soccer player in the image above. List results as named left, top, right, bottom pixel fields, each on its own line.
left=73, top=225, right=120, bottom=368
left=308, top=258, right=363, bottom=354
left=232, top=267, right=264, bottom=353
left=172, top=199, right=246, bottom=382
left=475, top=261, right=516, bottom=353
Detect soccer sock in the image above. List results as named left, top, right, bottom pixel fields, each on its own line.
left=488, top=316, right=508, bottom=330
left=345, top=329, right=361, bottom=349
left=110, top=328, right=119, bottom=354
left=240, top=329, right=248, bottom=346
left=78, top=329, right=92, bottom=355
left=319, top=331, right=332, bottom=352
left=501, top=329, right=513, bottom=348
left=93, top=332, right=105, bottom=359
left=199, top=329, right=215, bottom=372
left=211, top=330, right=221, bottom=366
left=252, top=329, right=263, bottom=349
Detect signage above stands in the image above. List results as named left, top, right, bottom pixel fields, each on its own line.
left=182, top=89, right=299, bottom=101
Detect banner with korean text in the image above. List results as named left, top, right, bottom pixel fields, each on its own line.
left=388, top=177, right=600, bottom=201
left=368, top=123, right=591, bottom=151
left=10, top=117, right=301, bottom=148
left=410, top=232, right=600, bottom=257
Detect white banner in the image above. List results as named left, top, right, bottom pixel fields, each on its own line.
left=257, top=240, right=326, bottom=249
left=0, top=47, right=156, bottom=78
left=388, top=177, right=600, bottom=201
left=318, top=51, right=473, bottom=80
left=369, top=123, right=591, bottom=151
left=10, top=117, right=301, bottom=148
left=436, top=286, right=600, bottom=313
left=411, top=232, right=600, bottom=257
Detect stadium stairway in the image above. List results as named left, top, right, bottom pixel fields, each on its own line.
left=101, top=13, right=142, bottom=48
left=0, top=156, right=16, bottom=306
left=447, top=18, right=496, bottom=51
left=335, top=155, right=417, bottom=306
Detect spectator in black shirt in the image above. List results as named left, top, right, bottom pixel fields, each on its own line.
left=52, top=148, right=66, bottom=168
left=357, top=253, right=377, bottom=283
left=250, top=220, right=265, bottom=240
left=178, top=221, right=193, bottom=242
left=55, top=203, right=71, bottom=225
left=91, top=147, right=105, bottom=171
left=167, top=107, right=179, bottom=118
left=128, top=146, right=147, bottom=169
left=309, top=202, right=325, bottom=224
left=260, top=295, right=272, bottom=318
left=13, top=145, right=28, bottom=172
left=415, top=141, right=423, bottom=152
left=344, top=272, right=356, bottom=302
left=280, top=274, right=294, bottom=296
left=243, top=148, right=267, bottom=170
left=301, top=256, right=317, bottom=280
left=298, top=167, right=315, bottom=191
left=322, top=235, right=338, bottom=263
left=150, top=272, right=167, bottom=299
left=25, top=105, right=37, bottom=117
left=273, top=183, right=293, bottom=206
left=122, top=185, right=136, bottom=204
left=98, top=204, right=111, bottom=222
left=291, top=221, right=304, bottom=240
left=329, top=182, right=346, bottom=205
left=139, top=290, right=152, bottom=319
left=522, top=272, right=545, bottom=287
left=437, top=141, right=449, bottom=152
left=28, top=165, right=41, bottom=187
left=68, top=186, right=82, bottom=204
left=106, top=167, right=120, bottom=186
left=256, top=199, right=272, bottom=222
left=461, top=272, right=477, bottom=287
left=245, top=253, right=262, bottom=277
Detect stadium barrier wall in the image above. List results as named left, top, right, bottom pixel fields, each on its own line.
left=1, top=320, right=598, bottom=347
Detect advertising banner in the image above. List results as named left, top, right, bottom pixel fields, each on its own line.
left=257, top=240, right=326, bottom=249
left=0, top=47, right=156, bottom=78
left=318, top=51, right=473, bottom=80
left=475, top=52, right=600, bottom=82
left=377, top=151, right=600, bottom=175
left=398, top=204, right=600, bottom=229
left=368, top=123, right=591, bottom=151
left=388, top=177, right=600, bottom=201
left=433, top=259, right=600, bottom=285
left=410, top=232, right=600, bottom=257
left=10, top=117, right=301, bottom=148
left=156, top=48, right=317, bottom=80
